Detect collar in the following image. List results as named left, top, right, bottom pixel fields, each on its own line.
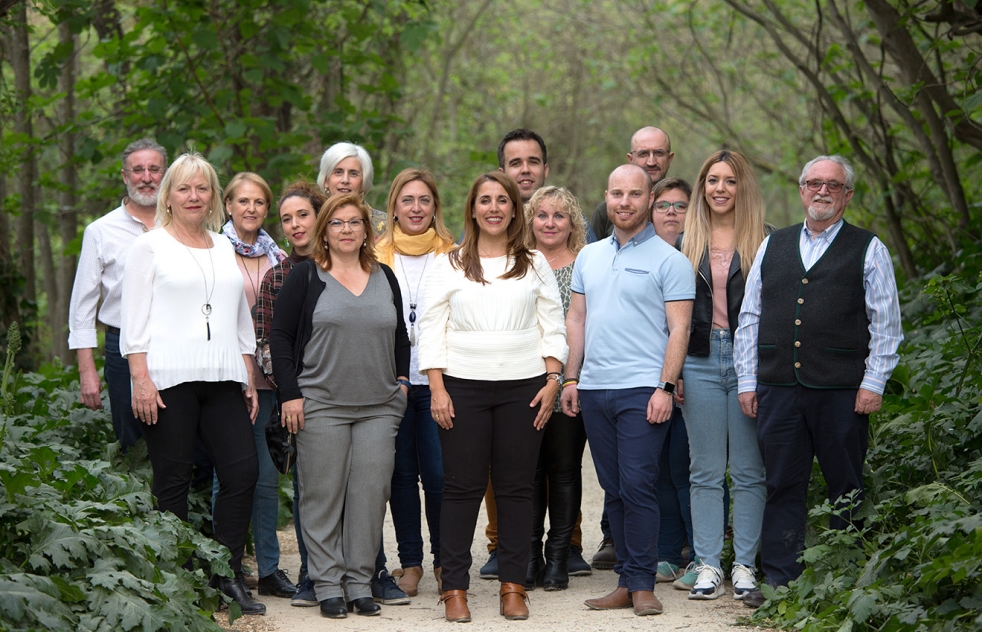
left=802, top=218, right=844, bottom=242
left=610, top=222, right=656, bottom=250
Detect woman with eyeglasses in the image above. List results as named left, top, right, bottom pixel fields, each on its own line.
left=270, top=194, right=410, bottom=619
left=678, top=150, right=769, bottom=602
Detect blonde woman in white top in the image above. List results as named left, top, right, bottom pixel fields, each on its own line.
left=418, top=172, right=567, bottom=623
left=121, top=152, right=264, bottom=615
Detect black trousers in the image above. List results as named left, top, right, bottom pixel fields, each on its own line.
left=143, top=381, right=259, bottom=573
left=438, top=375, right=545, bottom=589
left=756, top=384, right=868, bottom=586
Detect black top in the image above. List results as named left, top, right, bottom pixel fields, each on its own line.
left=269, top=259, right=410, bottom=402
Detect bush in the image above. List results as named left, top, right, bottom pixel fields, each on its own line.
left=0, top=325, right=236, bottom=631
left=751, top=257, right=982, bottom=631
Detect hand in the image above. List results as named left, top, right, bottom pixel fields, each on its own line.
left=430, top=387, right=455, bottom=429
left=79, top=365, right=103, bottom=410
left=560, top=383, right=579, bottom=416
left=738, top=392, right=758, bottom=418
left=131, top=375, right=165, bottom=425
left=244, top=384, right=259, bottom=423
left=674, top=378, right=685, bottom=405
left=529, top=381, right=560, bottom=430
left=646, top=388, right=673, bottom=424
left=281, top=398, right=305, bottom=433
left=854, top=388, right=882, bottom=415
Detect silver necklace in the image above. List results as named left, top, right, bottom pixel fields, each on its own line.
left=545, top=246, right=569, bottom=264
left=174, top=231, right=216, bottom=341
left=397, top=253, right=428, bottom=346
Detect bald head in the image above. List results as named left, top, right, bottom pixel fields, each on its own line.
left=608, top=164, right=652, bottom=195
left=627, top=126, right=674, bottom=183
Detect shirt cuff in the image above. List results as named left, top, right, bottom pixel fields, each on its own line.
left=860, top=374, right=887, bottom=395
left=738, top=376, right=757, bottom=394
left=68, top=330, right=98, bottom=350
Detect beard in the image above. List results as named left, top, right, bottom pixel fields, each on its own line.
left=806, top=196, right=836, bottom=222
left=127, top=181, right=158, bottom=207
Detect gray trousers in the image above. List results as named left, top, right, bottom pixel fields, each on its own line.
left=297, top=394, right=404, bottom=601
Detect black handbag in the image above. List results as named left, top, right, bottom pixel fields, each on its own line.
left=265, top=401, right=296, bottom=475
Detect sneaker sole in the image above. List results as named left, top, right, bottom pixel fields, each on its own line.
left=292, top=599, right=319, bottom=607
left=688, top=586, right=724, bottom=600
left=569, top=568, right=593, bottom=577
left=478, top=571, right=498, bottom=579
left=374, top=596, right=410, bottom=605
left=591, top=561, right=616, bottom=570
left=734, top=588, right=755, bottom=600
left=672, top=577, right=696, bottom=591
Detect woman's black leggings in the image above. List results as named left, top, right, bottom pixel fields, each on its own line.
left=531, top=411, right=587, bottom=559
left=143, top=380, right=258, bottom=573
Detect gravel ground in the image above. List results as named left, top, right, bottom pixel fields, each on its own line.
left=220, top=445, right=771, bottom=632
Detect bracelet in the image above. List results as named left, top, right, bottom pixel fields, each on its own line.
left=546, top=371, right=562, bottom=378
left=397, top=379, right=412, bottom=388
left=562, top=379, right=578, bottom=388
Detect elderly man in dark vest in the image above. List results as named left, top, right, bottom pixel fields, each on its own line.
left=733, top=155, right=903, bottom=606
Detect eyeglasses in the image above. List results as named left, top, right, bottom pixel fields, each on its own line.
left=802, top=180, right=849, bottom=193
left=125, top=166, right=164, bottom=176
left=653, top=201, right=688, bottom=213
left=327, top=218, right=366, bottom=231
left=631, top=149, right=670, bottom=160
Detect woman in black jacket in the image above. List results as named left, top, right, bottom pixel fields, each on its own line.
left=270, top=194, right=410, bottom=619
left=678, top=150, right=769, bottom=602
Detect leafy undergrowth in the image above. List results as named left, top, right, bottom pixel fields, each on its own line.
left=0, top=327, right=236, bottom=631
left=749, top=255, right=982, bottom=631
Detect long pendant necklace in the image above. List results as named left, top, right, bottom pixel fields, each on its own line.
left=175, top=232, right=216, bottom=341
left=398, top=253, right=428, bottom=346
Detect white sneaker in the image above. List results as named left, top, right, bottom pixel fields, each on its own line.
left=687, top=564, right=724, bottom=600
left=731, top=563, right=758, bottom=600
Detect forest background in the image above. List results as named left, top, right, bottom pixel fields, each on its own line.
left=0, top=1, right=980, bottom=631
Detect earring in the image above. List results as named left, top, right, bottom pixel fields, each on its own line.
left=166, top=206, right=172, bottom=214
left=362, top=239, right=367, bottom=247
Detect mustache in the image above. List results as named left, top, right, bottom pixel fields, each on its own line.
left=812, top=195, right=833, bottom=204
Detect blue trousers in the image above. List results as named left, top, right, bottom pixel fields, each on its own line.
left=103, top=330, right=142, bottom=450
left=656, top=407, right=693, bottom=565
left=580, top=387, right=670, bottom=592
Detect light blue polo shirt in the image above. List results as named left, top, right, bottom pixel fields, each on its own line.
left=571, top=223, right=695, bottom=389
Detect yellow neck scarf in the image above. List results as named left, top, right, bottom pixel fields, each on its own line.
left=378, top=225, right=454, bottom=266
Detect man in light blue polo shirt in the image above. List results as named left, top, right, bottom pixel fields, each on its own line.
left=561, top=164, right=694, bottom=617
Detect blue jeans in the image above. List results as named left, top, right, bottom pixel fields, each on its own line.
left=212, top=389, right=281, bottom=578
left=103, top=330, right=142, bottom=450
left=656, top=406, right=693, bottom=565
left=580, top=387, right=669, bottom=592
left=682, top=330, right=765, bottom=569
left=390, top=385, right=442, bottom=569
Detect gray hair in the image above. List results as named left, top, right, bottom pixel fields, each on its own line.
left=121, top=138, right=167, bottom=170
left=799, top=155, right=855, bottom=190
left=316, top=142, right=374, bottom=195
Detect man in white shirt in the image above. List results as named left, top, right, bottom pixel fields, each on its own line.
left=68, top=138, right=167, bottom=450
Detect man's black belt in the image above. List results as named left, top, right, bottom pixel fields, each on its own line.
left=105, top=325, right=121, bottom=335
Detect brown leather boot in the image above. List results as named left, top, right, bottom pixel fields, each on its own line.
left=631, top=590, right=663, bottom=615
left=499, top=582, right=529, bottom=620
left=439, top=590, right=471, bottom=623
left=434, top=567, right=443, bottom=593
left=584, top=585, right=632, bottom=610
left=394, top=566, right=423, bottom=597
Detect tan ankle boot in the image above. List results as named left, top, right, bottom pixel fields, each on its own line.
left=439, top=589, right=471, bottom=623
left=499, top=582, right=529, bottom=620
left=394, top=566, right=423, bottom=596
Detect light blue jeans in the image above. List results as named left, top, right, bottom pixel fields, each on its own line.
left=681, top=330, right=765, bottom=570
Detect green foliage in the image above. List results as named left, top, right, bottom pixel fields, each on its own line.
left=0, top=346, right=232, bottom=630
left=750, top=249, right=982, bottom=631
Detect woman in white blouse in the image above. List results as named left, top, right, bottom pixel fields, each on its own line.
left=121, top=153, right=264, bottom=615
left=418, top=172, right=567, bottom=622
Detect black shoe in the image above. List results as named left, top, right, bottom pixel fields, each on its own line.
left=211, top=575, right=267, bottom=615
left=371, top=569, right=410, bottom=605
left=542, top=555, right=569, bottom=590
left=347, top=596, right=382, bottom=616
left=479, top=549, right=499, bottom=579
left=319, top=597, right=347, bottom=618
left=568, top=545, right=592, bottom=576
left=525, top=552, right=544, bottom=590
left=257, top=568, right=296, bottom=598
left=591, top=538, right=617, bottom=570
left=292, top=573, right=317, bottom=607
left=743, top=588, right=767, bottom=609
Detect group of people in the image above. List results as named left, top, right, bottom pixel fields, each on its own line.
left=68, top=127, right=903, bottom=622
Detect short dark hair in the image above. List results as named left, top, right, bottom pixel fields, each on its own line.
left=652, top=177, right=692, bottom=201
left=496, top=129, right=547, bottom=169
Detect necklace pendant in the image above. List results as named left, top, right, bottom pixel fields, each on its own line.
left=409, top=307, right=416, bottom=324
left=206, top=319, right=211, bottom=341
left=409, top=324, right=415, bottom=347
left=202, top=303, right=212, bottom=316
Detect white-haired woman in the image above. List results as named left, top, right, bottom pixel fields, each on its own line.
left=317, top=141, right=387, bottom=236
left=121, top=152, right=264, bottom=615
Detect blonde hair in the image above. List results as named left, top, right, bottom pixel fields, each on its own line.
left=377, top=168, right=455, bottom=250
left=682, top=149, right=767, bottom=278
left=524, top=186, right=587, bottom=255
left=224, top=172, right=273, bottom=210
left=156, top=152, right=225, bottom=232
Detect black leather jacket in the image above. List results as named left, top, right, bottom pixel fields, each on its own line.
left=676, top=235, right=746, bottom=357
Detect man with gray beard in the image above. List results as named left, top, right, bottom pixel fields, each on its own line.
left=69, top=138, right=167, bottom=450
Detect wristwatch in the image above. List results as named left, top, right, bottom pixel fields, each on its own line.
left=547, top=372, right=562, bottom=386
left=658, top=381, right=676, bottom=394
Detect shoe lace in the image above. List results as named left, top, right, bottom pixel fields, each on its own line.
left=732, top=563, right=756, bottom=583
left=694, top=564, right=722, bottom=584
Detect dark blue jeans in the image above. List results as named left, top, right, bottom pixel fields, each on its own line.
left=656, top=406, right=693, bottom=565
left=390, top=385, right=442, bottom=569
left=103, top=330, right=142, bottom=450
left=580, top=387, right=669, bottom=592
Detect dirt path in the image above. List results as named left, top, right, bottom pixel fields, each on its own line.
left=223, top=446, right=769, bottom=631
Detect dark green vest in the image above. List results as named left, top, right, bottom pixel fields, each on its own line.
left=757, top=221, right=873, bottom=389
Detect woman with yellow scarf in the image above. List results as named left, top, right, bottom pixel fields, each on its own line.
left=375, top=169, right=456, bottom=597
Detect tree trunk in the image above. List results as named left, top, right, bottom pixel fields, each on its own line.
left=9, top=1, right=36, bottom=308
left=54, top=21, right=77, bottom=363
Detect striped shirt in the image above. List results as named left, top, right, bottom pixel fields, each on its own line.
left=68, top=203, right=150, bottom=349
left=734, top=219, right=903, bottom=395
